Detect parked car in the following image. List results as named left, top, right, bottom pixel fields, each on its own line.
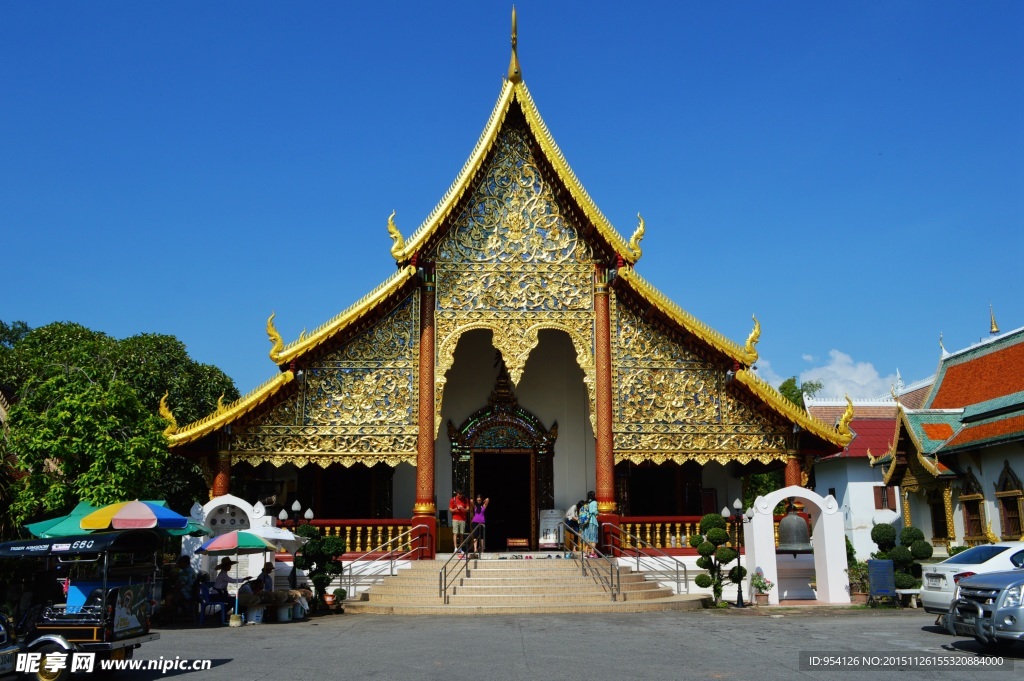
left=920, top=542, right=1024, bottom=614
left=0, top=612, right=19, bottom=678
left=946, top=568, right=1024, bottom=652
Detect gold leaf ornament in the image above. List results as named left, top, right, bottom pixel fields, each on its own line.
left=387, top=210, right=406, bottom=261
left=628, top=213, right=645, bottom=260
left=159, top=391, right=178, bottom=436
left=744, top=315, right=761, bottom=363
left=266, top=312, right=284, bottom=357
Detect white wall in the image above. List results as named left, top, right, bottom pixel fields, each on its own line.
left=419, top=328, right=595, bottom=517
left=814, top=457, right=900, bottom=560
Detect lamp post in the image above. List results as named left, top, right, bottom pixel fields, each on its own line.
left=278, top=501, right=314, bottom=590
left=721, top=498, right=745, bottom=608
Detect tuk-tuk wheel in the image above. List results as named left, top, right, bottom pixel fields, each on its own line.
left=34, top=643, right=72, bottom=681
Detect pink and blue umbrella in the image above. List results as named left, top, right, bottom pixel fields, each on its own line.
left=79, top=500, right=189, bottom=531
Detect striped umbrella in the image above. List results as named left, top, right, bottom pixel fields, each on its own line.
left=80, top=500, right=189, bottom=531
left=196, top=530, right=278, bottom=555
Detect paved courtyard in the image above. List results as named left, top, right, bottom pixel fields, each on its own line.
left=107, top=607, right=1023, bottom=681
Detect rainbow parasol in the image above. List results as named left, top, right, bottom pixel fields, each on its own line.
left=79, top=500, right=190, bottom=531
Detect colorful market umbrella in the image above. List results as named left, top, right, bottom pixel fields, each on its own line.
left=27, top=501, right=209, bottom=538
left=196, top=530, right=278, bottom=555
left=80, top=500, right=190, bottom=531
left=243, top=525, right=308, bottom=554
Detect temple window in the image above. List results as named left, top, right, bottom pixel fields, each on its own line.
left=874, top=485, right=898, bottom=511
left=959, top=467, right=987, bottom=545
left=994, top=460, right=1023, bottom=541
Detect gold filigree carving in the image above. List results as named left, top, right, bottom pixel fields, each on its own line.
left=837, top=395, right=855, bottom=440
left=267, top=312, right=284, bottom=358
left=387, top=210, right=406, bottom=261
left=159, top=392, right=177, bottom=436
left=231, top=294, right=419, bottom=463
left=628, top=213, right=645, bottom=260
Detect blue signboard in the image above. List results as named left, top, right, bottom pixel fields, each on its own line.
left=867, top=559, right=896, bottom=597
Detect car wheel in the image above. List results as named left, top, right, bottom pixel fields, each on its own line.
left=34, top=643, right=72, bottom=681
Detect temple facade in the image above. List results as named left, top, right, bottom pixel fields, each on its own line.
left=165, top=15, right=852, bottom=556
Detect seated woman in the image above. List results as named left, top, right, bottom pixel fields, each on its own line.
left=210, top=558, right=243, bottom=609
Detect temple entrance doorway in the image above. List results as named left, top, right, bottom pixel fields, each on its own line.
left=472, top=451, right=532, bottom=551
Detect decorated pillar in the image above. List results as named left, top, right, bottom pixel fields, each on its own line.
left=594, top=266, right=616, bottom=514
left=784, top=454, right=802, bottom=488
left=413, top=268, right=437, bottom=557
left=212, top=452, right=231, bottom=497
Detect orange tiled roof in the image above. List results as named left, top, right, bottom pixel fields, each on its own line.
left=807, top=405, right=898, bottom=422
left=944, top=414, right=1024, bottom=450
left=900, top=384, right=931, bottom=409
left=921, top=422, right=955, bottom=440
left=930, top=342, right=1024, bottom=408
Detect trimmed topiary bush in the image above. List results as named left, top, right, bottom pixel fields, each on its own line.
left=695, top=573, right=713, bottom=589
left=894, top=572, right=919, bottom=590
left=900, top=527, right=925, bottom=546
left=690, top=513, right=743, bottom=605
left=871, top=524, right=897, bottom=552
left=910, top=539, right=934, bottom=561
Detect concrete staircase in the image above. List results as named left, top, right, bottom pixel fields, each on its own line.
left=344, top=555, right=708, bottom=615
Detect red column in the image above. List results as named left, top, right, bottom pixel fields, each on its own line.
left=785, top=454, right=802, bottom=487
left=594, top=267, right=616, bottom=514
left=413, top=273, right=437, bottom=557
left=212, top=452, right=231, bottom=497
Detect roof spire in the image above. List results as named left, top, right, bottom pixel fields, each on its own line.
left=939, top=332, right=949, bottom=357
left=507, top=6, right=522, bottom=83
left=990, top=303, right=1000, bottom=335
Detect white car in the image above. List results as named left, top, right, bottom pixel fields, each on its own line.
left=921, top=542, right=1024, bottom=614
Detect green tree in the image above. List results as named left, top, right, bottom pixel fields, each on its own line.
left=294, top=524, right=347, bottom=608
left=777, top=377, right=823, bottom=409
left=0, top=321, right=239, bottom=528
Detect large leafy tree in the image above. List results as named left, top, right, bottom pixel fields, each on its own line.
left=0, top=321, right=239, bottom=530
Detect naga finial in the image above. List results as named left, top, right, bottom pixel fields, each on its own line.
left=990, top=303, right=1000, bottom=335
left=744, top=314, right=761, bottom=363
left=628, top=213, right=645, bottom=260
left=507, top=6, right=521, bottom=83
left=837, top=394, right=855, bottom=441
left=267, top=312, right=284, bottom=357
left=159, top=391, right=178, bottom=436
left=387, top=210, right=406, bottom=261
left=890, top=384, right=900, bottom=405
left=939, top=332, right=948, bottom=356
left=216, top=393, right=228, bottom=415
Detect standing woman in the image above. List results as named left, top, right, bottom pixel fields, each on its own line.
left=470, top=494, right=489, bottom=557
left=582, top=491, right=599, bottom=557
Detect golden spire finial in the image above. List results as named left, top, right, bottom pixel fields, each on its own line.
left=507, top=6, right=521, bottom=84
left=387, top=210, right=406, bottom=261
left=267, top=312, right=284, bottom=357
left=215, top=393, right=228, bottom=415
left=628, top=213, right=645, bottom=259
left=159, top=391, right=178, bottom=437
left=990, top=303, right=1000, bottom=335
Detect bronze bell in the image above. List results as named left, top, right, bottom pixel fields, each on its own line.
left=776, top=501, right=813, bottom=558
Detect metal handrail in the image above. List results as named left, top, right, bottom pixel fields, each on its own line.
left=438, top=525, right=485, bottom=604
left=561, top=521, right=620, bottom=601
left=603, top=522, right=688, bottom=594
left=341, top=524, right=431, bottom=599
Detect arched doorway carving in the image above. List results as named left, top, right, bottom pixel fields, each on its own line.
left=448, top=361, right=557, bottom=550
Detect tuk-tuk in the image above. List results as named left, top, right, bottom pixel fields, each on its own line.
left=0, top=530, right=161, bottom=680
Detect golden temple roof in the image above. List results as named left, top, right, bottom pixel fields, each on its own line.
left=734, top=369, right=854, bottom=448
left=390, top=79, right=638, bottom=265
left=269, top=265, right=417, bottom=365
left=167, top=370, right=295, bottom=446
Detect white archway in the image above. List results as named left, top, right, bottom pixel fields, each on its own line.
left=743, top=485, right=850, bottom=605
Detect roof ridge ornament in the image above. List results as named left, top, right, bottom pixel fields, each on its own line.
left=387, top=210, right=406, bottom=262
left=744, top=314, right=760, bottom=364
left=628, top=213, right=645, bottom=260
left=939, top=332, right=949, bottom=357
left=159, top=391, right=178, bottom=436
left=507, top=6, right=521, bottom=84
left=990, top=303, right=1000, bottom=335
left=267, top=312, right=284, bottom=357
left=836, top=394, right=854, bottom=440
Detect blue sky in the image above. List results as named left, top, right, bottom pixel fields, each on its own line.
left=3, top=2, right=1021, bottom=400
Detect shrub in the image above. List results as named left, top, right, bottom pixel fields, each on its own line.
left=728, top=565, right=747, bottom=584
left=900, top=527, right=924, bottom=546
left=910, top=539, right=934, bottom=561
left=889, top=545, right=913, bottom=566
left=699, top=513, right=727, bottom=533
left=716, top=547, right=738, bottom=564
left=949, top=545, right=970, bottom=557
left=695, top=573, right=713, bottom=589
left=894, top=572, right=919, bottom=590
left=871, top=524, right=897, bottom=552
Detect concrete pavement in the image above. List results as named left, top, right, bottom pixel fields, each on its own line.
left=119, top=607, right=1021, bottom=681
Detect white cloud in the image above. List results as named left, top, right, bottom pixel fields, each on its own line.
left=751, top=358, right=785, bottom=388
left=801, top=353, right=817, bottom=363
left=799, top=350, right=897, bottom=399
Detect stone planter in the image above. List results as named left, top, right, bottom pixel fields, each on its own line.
left=754, top=593, right=770, bottom=606
left=850, top=591, right=869, bottom=605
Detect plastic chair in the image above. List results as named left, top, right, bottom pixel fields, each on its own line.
left=196, top=583, right=227, bottom=625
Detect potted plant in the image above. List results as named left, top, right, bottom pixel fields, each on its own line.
left=750, top=571, right=774, bottom=606
left=846, top=561, right=870, bottom=604
left=295, top=524, right=347, bottom=611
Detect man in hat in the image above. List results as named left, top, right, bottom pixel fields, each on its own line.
left=211, top=557, right=243, bottom=607
left=258, top=562, right=275, bottom=593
